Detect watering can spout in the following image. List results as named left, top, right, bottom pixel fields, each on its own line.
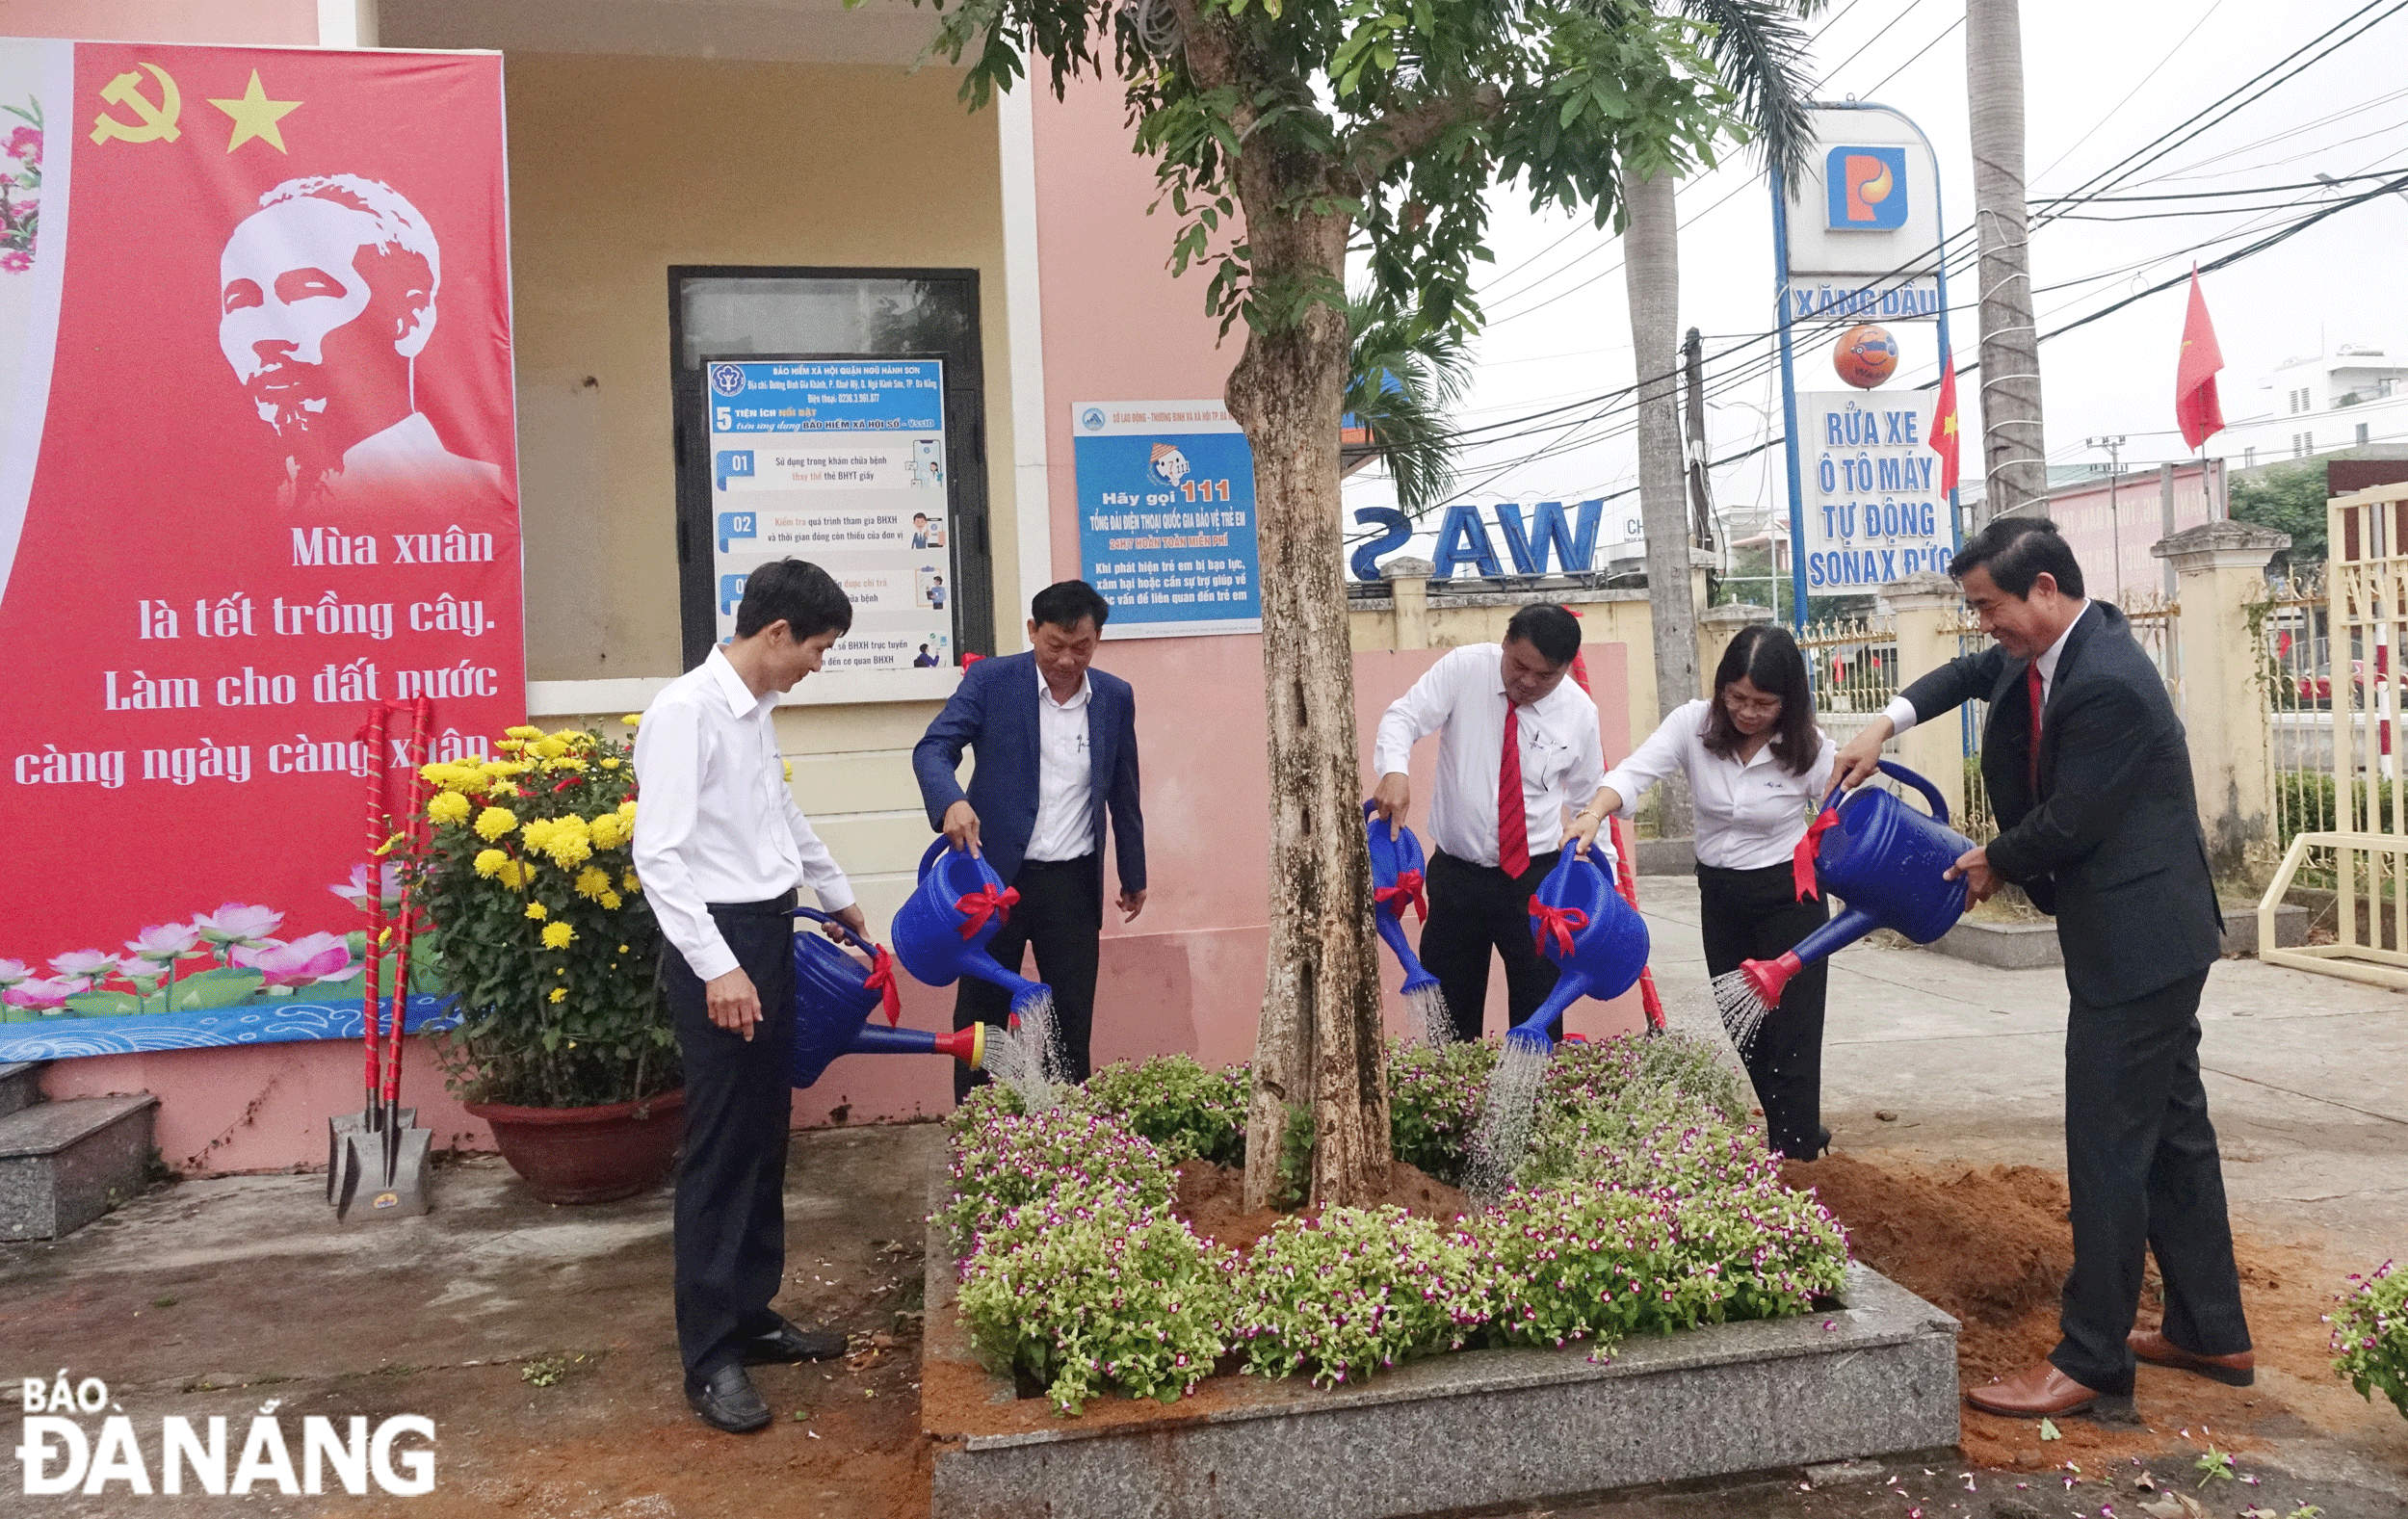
left=845, top=1021, right=983, bottom=1069
left=788, top=905, right=984, bottom=1089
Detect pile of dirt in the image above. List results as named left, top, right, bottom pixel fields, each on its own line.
left=1171, top=1158, right=1474, bottom=1257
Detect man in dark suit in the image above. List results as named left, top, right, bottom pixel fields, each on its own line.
left=1834, top=516, right=2251, bottom=1420
left=912, top=580, right=1146, bottom=1097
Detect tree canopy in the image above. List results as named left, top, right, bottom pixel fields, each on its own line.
left=2230, top=461, right=2328, bottom=569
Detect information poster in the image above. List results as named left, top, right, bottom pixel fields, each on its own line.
left=707, top=357, right=957, bottom=685
left=1795, top=389, right=1952, bottom=590
left=0, top=41, right=521, bottom=1061
left=1071, top=400, right=1262, bottom=638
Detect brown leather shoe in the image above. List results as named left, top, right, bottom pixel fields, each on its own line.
left=2130, top=1327, right=2256, bottom=1387
left=1964, top=1361, right=2114, bottom=1417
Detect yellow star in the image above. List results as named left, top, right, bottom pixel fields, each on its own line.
left=209, top=70, right=300, bottom=153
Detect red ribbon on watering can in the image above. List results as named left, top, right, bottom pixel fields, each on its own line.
left=1530, top=898, right=1589, bottom=958
left=1374, top=868, right=1427, bottom=922
left=1793, top=788, right=1845, bottom=902
left=955, top=884, right=1020, bottom=940
left=863, top=945, right=903, bottom=1025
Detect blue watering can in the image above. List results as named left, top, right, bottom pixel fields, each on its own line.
left=889, top=839, right=1051, bottom=1014
left=790, top=906, right=982, bottom=1088
left=1363, top=800, right=1442, bottom=1003
left=1734, top=759, right=1975, bottom=1010
left=1510, top=845, right=1651, bottom=1053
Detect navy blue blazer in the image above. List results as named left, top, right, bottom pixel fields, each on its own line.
left=911, top=651, right=1146, bottom=913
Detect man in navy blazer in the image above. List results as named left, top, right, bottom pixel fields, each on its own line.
left=913, top=580, right=1145, bottom=1096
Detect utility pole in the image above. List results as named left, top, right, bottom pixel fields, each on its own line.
left=2087, top=434, right=2126, bottom=600
left=1968, top=0, right=2047, bottom=523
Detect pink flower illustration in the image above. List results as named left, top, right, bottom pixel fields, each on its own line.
left=0, top=957, right=28, bottom=987
left=125, top=922, right=200, bottom=961
left=49, top=948, right=126, bottom=980
left=232, top=932, right=356, bottom=987
left=5, top=975, right=88, bottom=1010
left=0, top=249, right=26, bottom=275
left=6, top=124, right=38, bottom=164
left=194, top=903, right=284, bottom=948
left=327, top=862, right=404, bottom=911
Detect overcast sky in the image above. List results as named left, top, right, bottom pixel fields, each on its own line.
left=1342, top=0, right=2408, bottom=550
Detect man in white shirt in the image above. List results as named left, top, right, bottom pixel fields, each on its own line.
left=633, top=558, right=869, bottom=1435
left=912, top=581, right=1147, bottom=1097
left=1372, top=603, right=1608, bottom=1040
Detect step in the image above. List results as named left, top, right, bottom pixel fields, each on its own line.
left=1927, top=903, right=2312, bottom=970
left=0, top=1060, right=43, bottom=1120
left=0, top=1092, right=158, bottom=1242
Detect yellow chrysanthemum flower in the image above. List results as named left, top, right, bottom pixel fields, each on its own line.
left=523, top=901, right=548, bottom=921
left=621, top=713, right=642, bottom=727
left=534, top=815, right=593, bottom=870
left=505, top=724, right=543, bottom=741
left=783, top=759, right=794, bottom=782
left=540, top=922, right=575, bottom=950
left=521, top=817, right=556, bottom=851
left=473, top=848, right=509, bottom=878
left=589, top=811, right=632, bottom=851
left=599, top=891, right=622, bottom=910
left=495, top=738, right=526, bottom=754
left=617, top=944, right=630, bottom=955
left=574, top=866, right=611, bottom=901
left=622, top=870, right=641, bottom=894
left=487, top=781, right=522, bottom=799
left=533, top=736, right=570, bottom=760
left=427, top=791, right=472, bottom=825
left=500, top=861, right=534, bottom=890
left=601, top=757, right=622, bottom=771
left=617, top=799, right=637, bottom=818
left=473, top=805, right=518, bottom=841
left=549, top=986, right=568, bottom=1004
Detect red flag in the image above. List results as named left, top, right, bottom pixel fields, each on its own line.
left=2176, top=266, right=2226, bottom=451
left=1930, top=351, right=1962, bottom=496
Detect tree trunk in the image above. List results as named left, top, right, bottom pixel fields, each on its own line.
left=1623, top=166, right=1698, bottom=822
left=1226, top=200, right=1391, bottom=1212
left=1968, top=0, right=2046, bottom=523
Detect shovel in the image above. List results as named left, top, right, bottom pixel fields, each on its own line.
left=333, top=698, right=434, bottom=1222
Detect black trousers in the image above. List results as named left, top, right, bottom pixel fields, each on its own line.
left=1422, top=850, right=1562, bottom=1042
left=664, top=893, right=798, bottom=1384
left=2052, top=966, right=2250, bottom=1394
left=1696, top=860, right=1829, bottom=1159
left=953, top=855, right=1103, bottom=1101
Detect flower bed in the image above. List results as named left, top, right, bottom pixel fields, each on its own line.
left=940, top=1036, right=1849, bottom=1414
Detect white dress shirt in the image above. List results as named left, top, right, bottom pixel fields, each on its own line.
left=1601, top=699, right=1839, bottom=871
left=1883, top=598, right=2091, bottom=736
left=1374, top=643, right=1607, bottom=868
left=1025, top=666, right=1097, bottom=862
left=631, top=648, right=854, bottom=982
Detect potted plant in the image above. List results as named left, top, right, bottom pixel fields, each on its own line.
left=409, top=721, right=682, bottom=1203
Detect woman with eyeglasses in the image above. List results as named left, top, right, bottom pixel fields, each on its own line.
left=1570, top=623, right=1837, bottom=1159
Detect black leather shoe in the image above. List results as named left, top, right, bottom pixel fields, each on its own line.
left=685, top=1364, right=771, bottom=1433
left=741, top=1319, right=849, bottom=1365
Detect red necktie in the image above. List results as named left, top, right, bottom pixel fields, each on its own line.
left=1499, top=699, right=1530, bottom=879
left=2026, top=663, right=2044, bottom=795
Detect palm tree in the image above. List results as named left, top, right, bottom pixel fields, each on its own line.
left=1621, top=0, right=1820, bottom=825
left=1343, top=291, right=1475, bottom=518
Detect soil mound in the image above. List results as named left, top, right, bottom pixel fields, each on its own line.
left=1172, top=1158, right=1474, bottom=1257
left=1781, top=1152, right=2072, bottom=1329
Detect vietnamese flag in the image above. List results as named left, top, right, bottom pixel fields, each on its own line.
left=2176, top=266, right=2226, bottom=451
left=1930, top=351, right=1962, bottom=496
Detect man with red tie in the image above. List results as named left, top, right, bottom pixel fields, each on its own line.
left=1834, top=516, right=2249, bottom=1424
left=1372, top=604, right=1609, bottom=1041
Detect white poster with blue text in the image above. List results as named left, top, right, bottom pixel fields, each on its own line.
left=1071, top=400, right=1262, bottom=639
left=706, top=357, right=957, bottom=690
left=1796, top=389, right=1951, bottom=592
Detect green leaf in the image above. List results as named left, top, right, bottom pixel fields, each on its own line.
left=64, top=990, right=144, bottom=1019
left=2038, top=1418, right=2060, bottom=1441
left=170, top=967, right=267, bottom=1010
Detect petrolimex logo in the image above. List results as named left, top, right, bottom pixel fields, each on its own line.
left=16, top=1372, right=435, bottom=1498
left=1826, top=144, right=1907, bottom=230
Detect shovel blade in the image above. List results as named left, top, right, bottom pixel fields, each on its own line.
left=326, top=1108, right=416, bottom=1205
left=333, top=1125, right=432, bottom=1222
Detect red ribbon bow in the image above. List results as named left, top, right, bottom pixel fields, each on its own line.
left=1793, top=807, right=1841, bottom=902
left=955, top=884, right=1019, bottom=940
left=1374, top=868, right=1427, bottom=922
left=1530, top=898, right=1589, bottom=958
left=860, top=945, right=903, bottom=1025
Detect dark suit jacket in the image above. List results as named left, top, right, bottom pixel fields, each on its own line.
left=911, top=651, right=1146, bottom=917
left=1898, top=601, right=2222, bottom=1006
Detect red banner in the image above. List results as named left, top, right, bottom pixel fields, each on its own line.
left=0, top=42, right=520, bottom=1057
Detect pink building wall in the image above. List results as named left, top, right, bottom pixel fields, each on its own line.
left=2040, top=460, right=2225, bottom=603
left=0, top=0, right=316, bottom=43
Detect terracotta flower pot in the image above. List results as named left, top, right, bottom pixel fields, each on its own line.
left=465, top=1089, right=686, bottom=1204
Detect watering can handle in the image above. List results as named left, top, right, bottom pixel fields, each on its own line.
left=917, top=835, right=955, bottom=880
left=793, top=905, right=876, bottom=957
left=1822, top=759, right=1951, bottom=825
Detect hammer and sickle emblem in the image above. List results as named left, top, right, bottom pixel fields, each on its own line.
left=90, top=63, right=182, bottom=145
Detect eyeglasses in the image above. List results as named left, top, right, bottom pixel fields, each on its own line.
left=1724, top=692, right=1783, bottom=719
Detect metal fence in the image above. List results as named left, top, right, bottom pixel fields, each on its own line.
left=1798, top=615, right=1898, bottom=761
left=2256, top=570, right=2341, bottom=891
